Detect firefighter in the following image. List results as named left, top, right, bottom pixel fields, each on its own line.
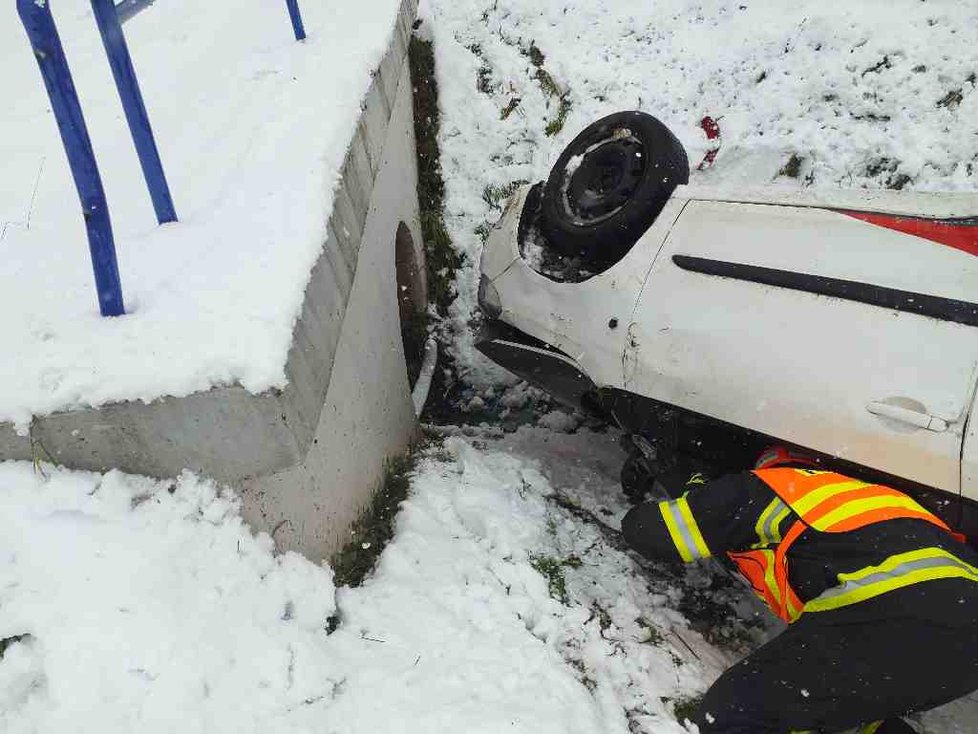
left=621, top=446, right=978, bottom=734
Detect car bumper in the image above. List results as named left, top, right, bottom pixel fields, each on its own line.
left=475, top=319, right=599, bottom=414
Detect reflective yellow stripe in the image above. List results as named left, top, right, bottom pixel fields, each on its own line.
left=805, top=547, right=978, bottom=614
left=762, top=551, right=781, bottom=605
left=660, top=501, right=693, bottom=562
left=785, top=593, right=803, bottom=623
left=753, top=498, right=793, bottom=548
left=860, top=722, right=883, bottom=734
left=788, top=480, right=873, bottom=515
left=771, top=503, right=792, bottom=542
left=659, top=497, right=711, bottom=562
left=811, top=494, right=927, bottom=531
left=676, top=497, right=711, bottom=560
left=754, top=498, right=781, bottom=546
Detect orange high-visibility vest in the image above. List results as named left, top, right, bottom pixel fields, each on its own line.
left=727, top=468, right=956, bottom=623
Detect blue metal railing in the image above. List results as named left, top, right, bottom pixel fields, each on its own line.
left=92, top=0, right=177, bottom=225
left=17, top=0, right=307, bottom=317
left=17, top=0, right=125, bottom=316
left=286, top=0, right=306, bottom=41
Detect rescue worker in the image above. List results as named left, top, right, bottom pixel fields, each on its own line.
left=621, top=445, right=978, bottom=733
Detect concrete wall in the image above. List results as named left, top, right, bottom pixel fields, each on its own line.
left=0, top=0, right=424, bottom=562
left=240, top=59, right=423, bottom=560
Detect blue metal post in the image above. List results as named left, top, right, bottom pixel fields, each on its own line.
left=285, top=0, right=306, bottom=41
left=91, top=0, right=176, bottom=225
left=17, top=0, right=125, bottom=317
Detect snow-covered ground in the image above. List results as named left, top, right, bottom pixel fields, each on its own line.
left=0, top=0, right=400, bottom=428
left=3, top=429, right=972, bottom=731
left=0, top=431, right=738, bottom=732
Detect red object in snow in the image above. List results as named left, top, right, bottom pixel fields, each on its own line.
left=840, top=210, right=978, bottom=258
left=700, top=116, right=721, bottom=140
left=697, top=116, right=722, bottom=170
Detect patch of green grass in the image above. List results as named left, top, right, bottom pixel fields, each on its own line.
left=500, top=96, right=521, bottom=120
left=778, top=153, right=804, bottom=179
left=409, top=36, right=464, bottom=317
left=545, top=96, right=572, bottom=137
left=636, top=616, right=664, bottom=645
left=475, top=180, right=529, bottom=244
left=530, top=556, right=568, bottom=602
left=331, top=445, right=431, bottom=588
left=535, top=67, right=561, bottom=99
left=481, top=180, right=528, bottom=211
left=523, top=51, right=572, bottom=137
left=466, top=43, right=497, bottom=95
left=530, top=554, right=587, bottom=604
left=473, top=222, right=492, bottom=245
left=862, top=156, right=913, bottom=190
left=670, top=694, right=704, bottom=724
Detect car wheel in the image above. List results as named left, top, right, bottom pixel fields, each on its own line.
left=539, top=111, right=689, bottom=266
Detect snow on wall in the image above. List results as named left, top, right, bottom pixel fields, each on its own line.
left=420, top=0, right=978, bottom=388
left=0, top=0, right=401, bottom=428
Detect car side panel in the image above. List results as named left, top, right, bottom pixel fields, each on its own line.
left=626, top=200, right=978, bottom=493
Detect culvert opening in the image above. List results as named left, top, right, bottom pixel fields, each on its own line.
left=395, top=221, right=428, bottom=387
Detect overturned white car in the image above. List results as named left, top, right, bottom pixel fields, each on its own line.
left=477, top=111, right=978, bottom=530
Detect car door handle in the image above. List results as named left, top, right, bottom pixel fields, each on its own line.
left=866, top=401, right=948, bottom=432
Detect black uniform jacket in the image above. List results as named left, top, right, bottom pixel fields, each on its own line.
left=620, top=470, right=977, bottom=604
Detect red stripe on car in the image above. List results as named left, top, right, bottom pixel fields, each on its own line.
left=840, top=210, right=978, bottom=257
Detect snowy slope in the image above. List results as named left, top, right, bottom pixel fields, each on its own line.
left=0, top=432, right=738, bottom=733
left=419, top=0, right=978, bottom=386
left=0, top=0, right=400, bottom=428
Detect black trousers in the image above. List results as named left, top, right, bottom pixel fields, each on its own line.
left=694, top=579, right=978, bottom=733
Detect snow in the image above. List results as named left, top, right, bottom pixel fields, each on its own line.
left=0, top=463, right=338, bottom=732
left=420, top=0, right=978, bottom=385
left=0, top=430, right=738, bottom=732
left=4, top=1, right=978, bottom=731
left=0, top=0, right=401, bottom=429
left=2, top=428, right=974, bottom=732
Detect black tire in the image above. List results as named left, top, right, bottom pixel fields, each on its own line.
left=539, top=111, right=689, bottom=266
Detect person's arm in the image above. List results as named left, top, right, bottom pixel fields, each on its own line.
left=621, top=473, right=762, bottom=563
